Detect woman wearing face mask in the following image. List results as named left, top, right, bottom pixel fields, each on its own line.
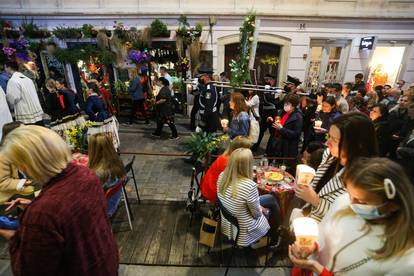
left=266, top=93, right=303, bottom=164
left=313, top=96, right=341, bottom=142
left=289, top=158, right=414, bottom=275
left=293, top=112, right=378, bottom=222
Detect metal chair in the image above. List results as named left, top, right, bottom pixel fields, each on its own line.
left=124, top=155, right=140, bottom=204
left=105, top=178, right=133, bottom=231
left=217, top=199, right=270, bottom=276
left=186, top=161, right=205, bottom=225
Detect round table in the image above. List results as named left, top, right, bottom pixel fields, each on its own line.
left=254, top=166, right=295, bottom=221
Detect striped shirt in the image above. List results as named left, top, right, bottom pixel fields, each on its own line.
left=217, top=173, right=270, bottom=247
left=305, top=149, right=346, bottom=222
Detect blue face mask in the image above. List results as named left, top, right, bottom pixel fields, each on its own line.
left=350, top=203, right=387, bottom=220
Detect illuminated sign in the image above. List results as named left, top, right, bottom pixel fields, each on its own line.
left=360, top=36, right=375, bottom=50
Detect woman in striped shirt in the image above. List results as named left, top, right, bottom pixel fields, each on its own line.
left=217, top=148, right=279, bottom=247
left=293, top=112, right=378, bottom=222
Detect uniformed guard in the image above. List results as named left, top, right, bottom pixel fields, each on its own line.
left=197, top=68, right=220, bottom=133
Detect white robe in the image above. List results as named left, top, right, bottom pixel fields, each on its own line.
left=0, top=87, right=13, bottom=140
left=6, top=72, right=43, bottom=124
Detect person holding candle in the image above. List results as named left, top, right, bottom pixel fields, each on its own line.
left=223, top=92, right=250, bottom=139
left=289, top=158, right=414, bottom=275
left=313, top=96, right=341, bottom=143
left=293, top=112, right=378, bottom=222
left=217, top=148, right=280, bottom=246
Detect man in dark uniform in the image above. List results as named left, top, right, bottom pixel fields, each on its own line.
left=197, top=68, right=220, bottom=133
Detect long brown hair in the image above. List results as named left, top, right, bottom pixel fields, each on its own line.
left=230, top=92, right=248, bottom=115
left=341, top=157, right=414, bottom=260
left=88, top=133, right=126, bottom=183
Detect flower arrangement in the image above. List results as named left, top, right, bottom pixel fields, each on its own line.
left=113, top=21, right=129, bottom=42
left=1, top=38, right=31, bottom=62
left=150, top=19, right=170, bottom=38
left=53, top=26, right=83, bottom=39
left=229, top=12, right=256, bottom=88
left=21, top=22, right=51, bottom=39
left=260, top=55, right=279, bottom=66
left=65, top=121, right=95, bottom=152
left=0, top=20, right=20, bottom=39
left=186, top=132, right=229, bottom=162
left=175, top=57, right=189, bottom=72
left=81, top=24, right=98, bottom=38
left=127, top=49, right=152, bottom=65
left=176, top=16, right=203, bottom=46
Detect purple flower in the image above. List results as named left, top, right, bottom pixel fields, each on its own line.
left=127, top=50, right=152, bottom=64
left=16, top=52, right=31, bottom=61
left=10, top=38, right=28, bottom=51
left=2, top=47, right=16, bottom=57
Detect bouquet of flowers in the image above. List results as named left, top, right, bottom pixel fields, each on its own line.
left=175, top=57, right=189, bottom=72
left=65, top=121, right=95, bottom=152
left=127, top=50, right=152, bottom=65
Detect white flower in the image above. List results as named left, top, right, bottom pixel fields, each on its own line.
left=249, top=37, right=254, bottom=42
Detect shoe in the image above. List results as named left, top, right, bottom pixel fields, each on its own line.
left=151, top=133, right=161, bottom=138
left=169, top=136, right=180, bottom=140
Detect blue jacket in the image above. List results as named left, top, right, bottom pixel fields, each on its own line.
left=228, top=111, right=250, bottom=139
left=128, top=77, right=144, bottom=100
left=85, top=94, right=108, bottom=122
left=0, top=72, right=10, bottom=93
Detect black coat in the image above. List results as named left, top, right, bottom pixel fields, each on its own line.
left=45, top=91, right=70, bottom=123
left=156, top=86, right=174, bottom=119
left=269, top=109, right=303, bottom=158
left=373, top=117, right=392, bottom=157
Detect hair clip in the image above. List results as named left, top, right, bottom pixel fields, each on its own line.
left=384, top=178, right=396, bottom=200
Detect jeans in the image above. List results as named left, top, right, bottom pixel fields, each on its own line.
left=259, top=194, right=280, bottom=236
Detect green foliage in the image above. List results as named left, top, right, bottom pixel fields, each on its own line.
left=150, top=19, right=170, bottom=37
left=28, top=41, right=46, bottom=53
left=54, top=45, right=113, bottom=65
left=21, top=22, right=51, bottom=39
left=53, top=26, right=82, bottom=39
left=230, top=12, right=256, bottom=88
left=185, top=132, right=228, bottom=161
left=114, top=80, right=128, bottom=94
left=82, top=24, right=98, bottom=38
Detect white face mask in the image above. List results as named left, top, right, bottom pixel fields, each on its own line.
left=284, top=104, right=292, bottom=113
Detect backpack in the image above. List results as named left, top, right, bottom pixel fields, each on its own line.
left=248, top=109, right=260, bottom=144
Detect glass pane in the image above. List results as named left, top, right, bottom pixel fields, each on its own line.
left=329, top=47, right=342, bottom=60
left=325, top=61, right=340, bottom=82
left=310, top=47, right=323, bottom=60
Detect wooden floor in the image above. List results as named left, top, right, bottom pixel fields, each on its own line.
left=113, top=200, right=291, bottom=268
left=0, top=200, right=292, bottom=269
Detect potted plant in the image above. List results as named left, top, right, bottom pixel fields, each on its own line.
left=0, top=20, right=20, bottom=39
left=21, top=22, right=51, bottom=39
left=114, top=80, right=128, bottom=94
left=53, top=26, right=83, bottom=39
left=82, top=24, right=98, bottom=38
left=185, top=132, right=228, bottom=164
left=150, top=19, right=170, bottom=38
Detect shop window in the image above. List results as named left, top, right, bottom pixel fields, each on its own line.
left=305, top=40, right=350, bottom=91
left=367, top=46, right=406, bottom=91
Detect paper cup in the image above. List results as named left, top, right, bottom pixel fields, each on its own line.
left=292, top=217, right=318, bottom=251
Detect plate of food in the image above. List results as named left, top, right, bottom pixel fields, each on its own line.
left=264, top=171, right=284, bottom=183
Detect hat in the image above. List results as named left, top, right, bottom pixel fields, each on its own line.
left=284, top=75, right=302, bottom=86
left=196, top=67, right=214, bottom=77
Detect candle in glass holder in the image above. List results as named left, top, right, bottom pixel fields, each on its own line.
left=292, top=217, right=318, bottom=251
left=314, top=120, right=322, bottom=128
left=221, top=119, right=229, bottom=128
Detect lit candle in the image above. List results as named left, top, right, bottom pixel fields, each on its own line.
left=292, top=217, right=319, bottom=251
left=295, top=164, right=316, bottom=187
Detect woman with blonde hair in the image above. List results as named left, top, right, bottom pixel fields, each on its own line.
left=0, top=125, right=118, bottom=275
left=217, top=148, right=279, bottom=246
left=88, top=132, right=126, bottom=189
left=200, top=136, right=251, bottom=203
left=223, top=92, right=250, bottom=139
left=290, top=157, right=414, bottom=275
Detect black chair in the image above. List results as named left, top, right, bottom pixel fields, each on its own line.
left=124, top=155, right=140, bottom=204
left=217, top=199, right=270, bottom=276
left=187, top=161, right=205, bottom=226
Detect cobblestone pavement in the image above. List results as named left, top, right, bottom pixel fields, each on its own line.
left=119, top=114, right=269, bottom=201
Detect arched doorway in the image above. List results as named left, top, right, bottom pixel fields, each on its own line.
left=217, top=33, right=291, bottom=86
left=224, top=42, right=281, bottom=84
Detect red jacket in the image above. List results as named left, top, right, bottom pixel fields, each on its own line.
left=200, top=155, right=228, bottom=203
left=10, top=162, right=119, bottom=276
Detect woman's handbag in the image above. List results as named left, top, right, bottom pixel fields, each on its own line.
left=199, top=217, right=219, bottom=248
left=248, top=109, right=260, bottom=144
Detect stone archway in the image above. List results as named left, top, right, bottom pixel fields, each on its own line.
left=217, top=33, right=291, bottom=86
